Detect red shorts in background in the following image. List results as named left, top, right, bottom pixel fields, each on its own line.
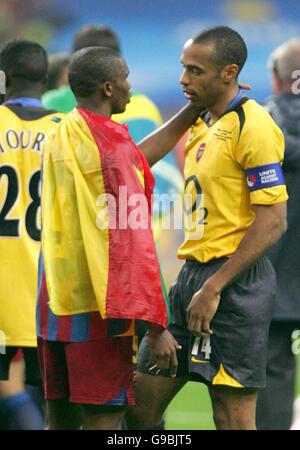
left=37, top=336, right=136, bottom=406
left=12, top=348, right=24, bottom=362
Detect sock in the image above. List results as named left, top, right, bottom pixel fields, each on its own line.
left=26, top=384, right=45, bottom=416
left=0, top=390, right=44, bottom=430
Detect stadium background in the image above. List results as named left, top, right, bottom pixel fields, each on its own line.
left=1, top=0, right=299, bottom=429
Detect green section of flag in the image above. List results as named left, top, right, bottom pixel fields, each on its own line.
left=156, top=241, right=173, bottom=324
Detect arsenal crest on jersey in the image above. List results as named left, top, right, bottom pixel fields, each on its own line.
left=196, top=143, right=206, bottom=161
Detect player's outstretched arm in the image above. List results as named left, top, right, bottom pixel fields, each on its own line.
left=138, top=103, right=202, bottom=167
left=138, top=83, right=250, bottom=167
left=187, top=201, right=287, bottom=336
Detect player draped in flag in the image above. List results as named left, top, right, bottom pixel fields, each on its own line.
left=42, top=23, right=183, bottom=348
left=37, top=46, right=202, bottom=430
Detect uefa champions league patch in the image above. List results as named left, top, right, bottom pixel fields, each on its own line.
left=245, top=163, right=285, bottom=192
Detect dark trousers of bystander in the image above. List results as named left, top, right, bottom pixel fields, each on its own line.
left=256, top=321, right=300, bottom=430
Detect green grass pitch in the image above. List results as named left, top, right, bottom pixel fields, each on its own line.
left=165, top=355, right=300, bottom=430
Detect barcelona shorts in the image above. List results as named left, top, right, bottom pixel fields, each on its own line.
left=138, top=257, right=276, bottom=389
left=37, top=336, right=136, bottom=406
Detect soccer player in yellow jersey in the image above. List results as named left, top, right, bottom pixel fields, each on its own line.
left=0, top=40, right=63, bottom=429
left=126, top=26, right=288, bottom=430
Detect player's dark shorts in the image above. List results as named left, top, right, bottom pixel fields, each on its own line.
left=37, top=336, right=136, bottom=406
left=0, top=347, right=41, bottom=385
left=138, top=257, right=276, bottom=389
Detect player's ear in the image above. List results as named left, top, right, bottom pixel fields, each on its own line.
left=103, top=81, right=113, bottom=98
left=221, top=64, right=239, bottom=83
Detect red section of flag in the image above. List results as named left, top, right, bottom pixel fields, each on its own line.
left=79, top=108, right=167, bottom=329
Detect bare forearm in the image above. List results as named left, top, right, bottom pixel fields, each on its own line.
left=186, top=202, right=286, bottom=336
left=138, top=103, right=202, bottom=166
left=208, top=203, right=287, bottom=293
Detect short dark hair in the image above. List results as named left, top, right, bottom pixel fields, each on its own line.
left=73, top=25, right=121, bottom=53
left=0, top=39, right=48, bottom=82
left=193, top=26, right=247, bottom=74
left=68, top=46, right=124, bottom=98
left=48, top=52, right=70, bottom=90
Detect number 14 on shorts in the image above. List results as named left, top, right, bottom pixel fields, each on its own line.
left=191, top=335, right=211, bottom=361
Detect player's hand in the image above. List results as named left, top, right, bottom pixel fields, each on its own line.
left=239, top=83, right=251, bottom=90
left=186, top=280, right=221, bottom=336
left=148, top=328, right=182, bottom=378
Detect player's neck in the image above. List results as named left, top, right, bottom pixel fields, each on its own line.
left=77, top=97, right=112, bottom=118
left=6, top=86, right=44, bottom=101
left=208, top=85, right=240, bottom=125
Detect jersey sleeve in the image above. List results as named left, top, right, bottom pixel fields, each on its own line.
left=235, top=111, right=288, bottom=205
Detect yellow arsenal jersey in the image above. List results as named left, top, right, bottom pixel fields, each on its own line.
left=0, top=105, right=64, bottom=346
left=178, top=98, right=288, bottom=263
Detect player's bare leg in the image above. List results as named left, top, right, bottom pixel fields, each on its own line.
left=80, top=405, right=126, bottom=430
left=126, top=372, right=188, bottom=430
left=0, top=360, right=24, bottom=398
left=208, top=386, right=258, bottom=430
left=46, top=399, right=82, bottom=430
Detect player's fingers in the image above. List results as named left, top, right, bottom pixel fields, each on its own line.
left=239, top=83, right=252, bottom=90
left=186, top=307, right=190, bottom=323
left=171, top=336, right=182, bottom=350
left=156, top=352, right=170, bottom=370
left=201, top=318, right=213, bottom=336
left=148, top=351, right=160, bottom=369
left=188, top=315, right=202, bottom=335
left=170, top=350, right=179, bottom=378
left=175, top=341, right=182, bottom=350
left=148, top=362, right=159, bottom=372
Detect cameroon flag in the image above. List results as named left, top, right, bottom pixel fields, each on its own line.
left=41, top=107, right=168, bottom=329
